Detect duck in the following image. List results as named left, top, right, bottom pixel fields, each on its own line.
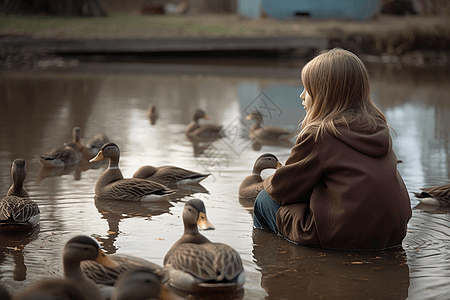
left=132, top=165, right=210, bottom=186
left=246, top=110, right=296, bottom=141
left=185, top=109, right=224, bottom=140
left=81, top=253, right=163, bottom=286
left=36, top=141, right=83, bottom=168
left=89, top=143, right=176, bottom=202
left=238, top=153, right=282, bottom=200
left=15, top=235, right=114, bottom=300
left=146, top=104, right=159, bottom=125
left=111, top=269, right=169, bottom=300
left=80, top=253, right=165, bottom=300
left=163, top=199, right=246, bottom=292
left=83, top=133, right=110, bottom=159
left=413, top=184, right=450, bottom=206
left=0, top=158, right=40, bottom=231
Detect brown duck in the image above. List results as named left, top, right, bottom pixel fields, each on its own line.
left=163, top=199, right=245, bottom=292
left=90, top=143, right=176, bottom=202
left=185, top=109, right=224, bottom=140
left=239, top=153, right=281, bottom=200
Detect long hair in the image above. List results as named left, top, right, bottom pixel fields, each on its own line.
left=300, top=48, right=386, bottom=141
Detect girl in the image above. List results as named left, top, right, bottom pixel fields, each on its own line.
left=253, top=48, right=411, bottom=250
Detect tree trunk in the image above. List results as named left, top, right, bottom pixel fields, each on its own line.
left=2, top=0, right=108, bottom=16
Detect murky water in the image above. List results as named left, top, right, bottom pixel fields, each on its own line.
left=0, top=60, right=450, bottom=299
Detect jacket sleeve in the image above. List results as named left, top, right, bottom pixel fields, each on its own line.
left=263, top=131, right=323, bottom=206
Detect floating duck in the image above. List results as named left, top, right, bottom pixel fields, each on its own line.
left=0, top=158, right=40, bottom=231
left=239, top=153, right=281, bottom=200
left=164, top=199, right=245, bottom=292
left=36, top=141, right=83, bottom=168
left=185, top=109, right=224, bottom=140
left=90, top=143, right=176, bottom=201
left=246, top=110, right=296, bottom=141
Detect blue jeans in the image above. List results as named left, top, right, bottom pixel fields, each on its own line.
left=253, top=190, right=281, bottom=234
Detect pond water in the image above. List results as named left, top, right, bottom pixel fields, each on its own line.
left=0, top=59, right=450, bottom=300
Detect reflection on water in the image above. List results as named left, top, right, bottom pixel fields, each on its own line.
left=0, top=62, right=450, bottom=299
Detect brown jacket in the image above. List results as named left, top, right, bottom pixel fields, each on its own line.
left=263, top=119, right=411, bottom=250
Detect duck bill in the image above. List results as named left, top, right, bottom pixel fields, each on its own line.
left=197, top=212, right=215, bottom=230
left=95, top=248, right=117, bottom=268
left=276, top=161, right=282, bottom=168
left=203, top=115, right=210, bottom=120
left=89, top=150, right=105, bottom=163
left=245, top=115, right=253, bottom=120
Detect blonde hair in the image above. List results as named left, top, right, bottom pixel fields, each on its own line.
left=300, top=48, right=386, bottom=140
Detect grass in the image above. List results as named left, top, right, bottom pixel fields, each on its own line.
left=0, top=12, right=449, bottom=56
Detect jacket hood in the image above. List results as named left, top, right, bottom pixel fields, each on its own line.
left=334, top=119, right=391, bottom=157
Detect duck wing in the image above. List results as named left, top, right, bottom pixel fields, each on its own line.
left=81, top=254, right=162, bottom=286
left=414, top=184, right=450, bottom=205
left=154, top=167, right=210, bottom=185
left=101, top=178, right=175, bottom=202
left=37, top=145, right=82, bottom=167
left=0, top=195, right=40, bottom=223
left=165, top=243, right=243, bottom=282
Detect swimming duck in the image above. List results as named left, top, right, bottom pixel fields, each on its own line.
left=36, top=141, right=83, bottom=168
left=62, top=235, right=117, bottom=300
left=246, top=110, right=296, bottom=141
left=90, top=143, right=176, bottom=201
left=413, top=184, right=450, bottom=206
left=132, top=165, right=210, bottom=186
left=81, top=253, right=163, bottom=286
left=146, top=104, right=159, bottom=125
left=163, top=199, right=246, bottom=292
left=239, top=153, right=281, bottom=200
left=81, top=253, right=164, bottom=300
left=83, top=133, right=110, bottom=159
left=111, top=269, right=169, bottom=300
left=185, top=109, right=224, bottom=140
left=0, top=158, right=40, bottom=231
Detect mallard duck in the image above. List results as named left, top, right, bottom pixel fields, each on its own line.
left=83, top=133, right=110, bottom=159
left=246, top=110, right=296, bottom=141
left=90, top=143, right=176, bottom=202
left=81, top=253, right=163, bottom=286
left=132, top=165, right=210, bottom=186
left=185, top=109, right=224, bottom=140
left=14, top=279, right=86, bottom=300
left=239, top=153, right=281, bottom=200
left=81, top=253, right=164, bottom=300
left=146, top=104, right=159, bottom=125
left=36, top=141, right=83, bottom=168
left=62, top=235, right=118, bottom=300
left=413, top=184, right=450, bottom=206
left=111, top=269, right=169, bottom=300
left=163, top=199, right=246, bottom=292
left=0, top=158, right=40, bottom=231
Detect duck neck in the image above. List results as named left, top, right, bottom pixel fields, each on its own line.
left=63, top=257, right=84, bottom=280
left=252, top=165, right=262, bottom=176
left=7, top=174, right=28, bottom=197
left=185, top=120, right=199, bottom=134
left=95, top=157, right=123, bottom=192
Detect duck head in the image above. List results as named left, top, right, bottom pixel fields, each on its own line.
left=183, top=199, right=214, bottom=231
left=90, top=142, right=120, bottom=164
left=193, top=109, right=210, bottom=121
left=253, top=153, right=282, bottom=175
